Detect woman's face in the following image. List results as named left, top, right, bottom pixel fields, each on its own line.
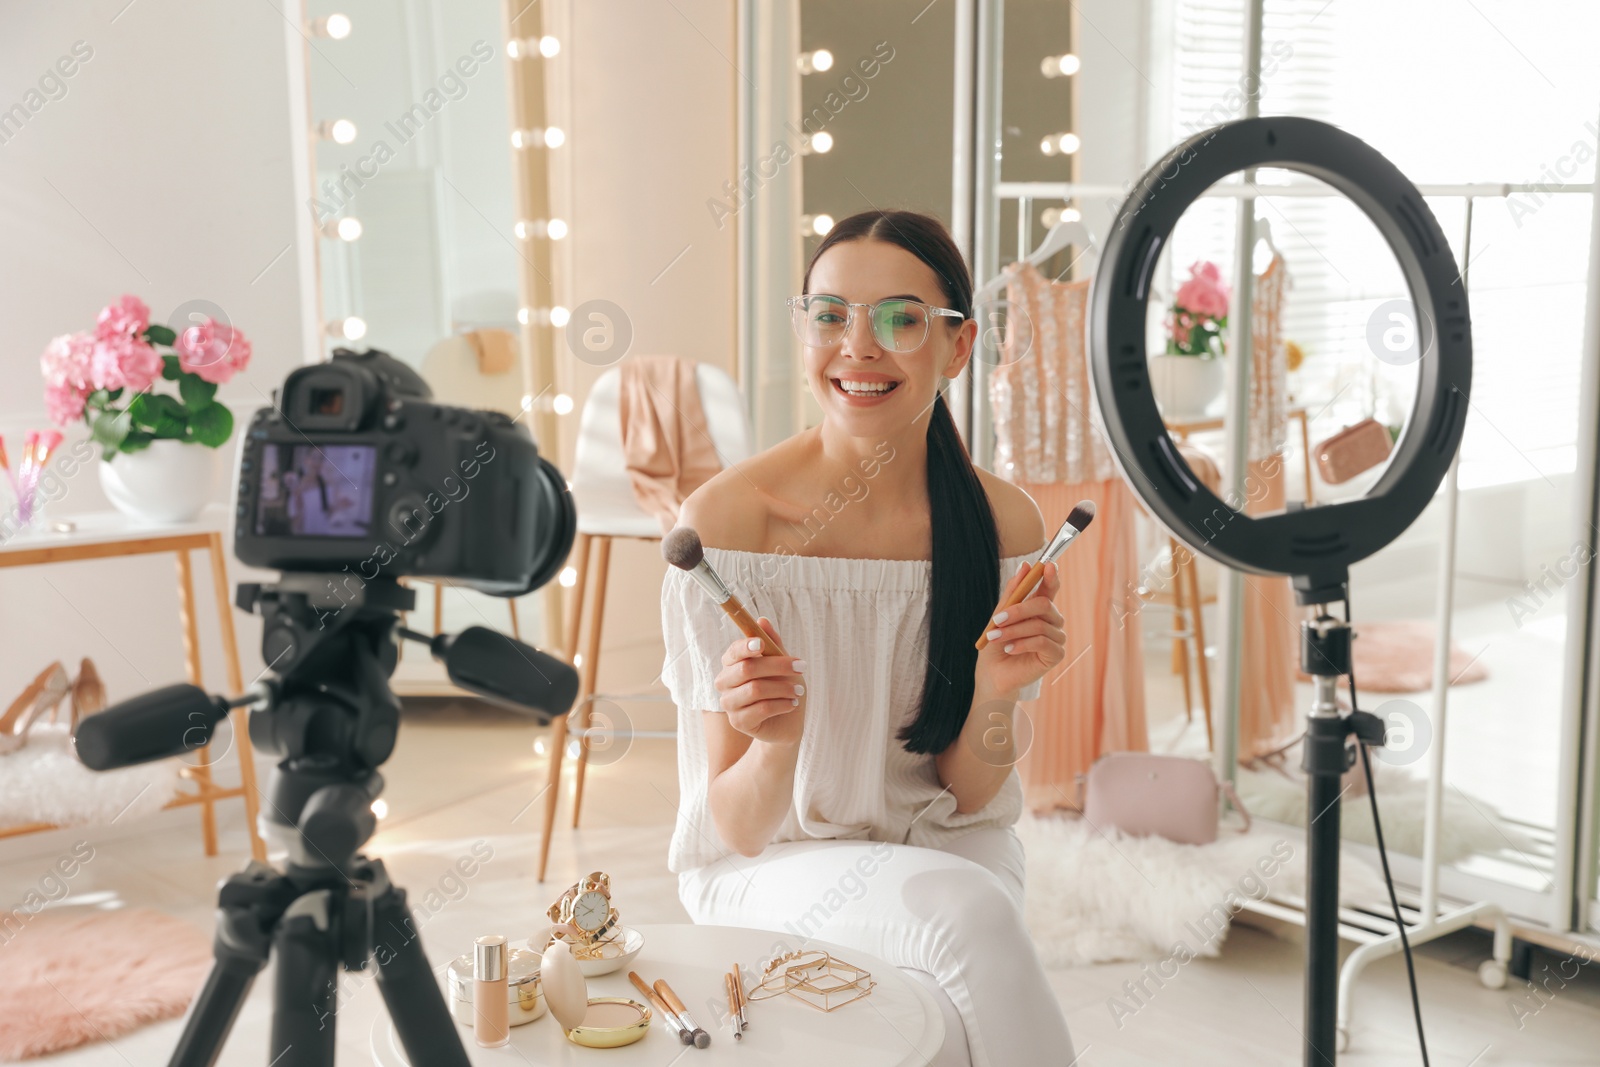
left=803, top=239, right=977, bottom=439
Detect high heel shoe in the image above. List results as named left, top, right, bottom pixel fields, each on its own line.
left=68, top=657, right=106, bottom=739
left=0, top=662, right=71, bottom=755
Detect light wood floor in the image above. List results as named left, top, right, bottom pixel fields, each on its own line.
left=1, top=656, right=1596, bottom=1064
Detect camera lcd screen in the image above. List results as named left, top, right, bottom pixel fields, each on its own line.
left=254, top=444, right=377, bottom=538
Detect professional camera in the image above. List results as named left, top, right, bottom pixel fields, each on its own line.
left=74, top=348, right=581, bottom=1066
left=233, top=346, right=575, bottom=597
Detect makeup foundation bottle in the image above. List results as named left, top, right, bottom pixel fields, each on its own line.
left=474, top=935, right=511, bottom=1048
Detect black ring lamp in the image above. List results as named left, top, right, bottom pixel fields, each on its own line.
left=1088, top=116, right=1472, bottom=1063
left=1090, top=116, right=1471, bottom=604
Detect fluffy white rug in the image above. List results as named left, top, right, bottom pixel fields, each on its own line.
left=0, top=724, right=177, bottom=827
left=1016, top=813, right=1389, bottom=968
left=1232, top=765, right=1534, bottom=865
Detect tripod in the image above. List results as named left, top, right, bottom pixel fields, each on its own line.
left=1296, top=599, right=1386, bottom=1065
left=164, top=576, right=469, bottom=1066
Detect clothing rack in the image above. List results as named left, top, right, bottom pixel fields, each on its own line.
left=971, top=14, right=1600, bottom=1035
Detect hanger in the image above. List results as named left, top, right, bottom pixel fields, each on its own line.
left=975, top=214, right=1098, bottom=305
left=1252, top=213, right=1282, bottom=272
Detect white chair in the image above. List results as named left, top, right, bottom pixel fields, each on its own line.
left=538, top=360, right=753, bottom=881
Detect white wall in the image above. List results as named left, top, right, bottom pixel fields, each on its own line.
left=0, top=0, right=309, bottom=704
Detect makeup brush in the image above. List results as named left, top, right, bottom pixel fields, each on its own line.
left=662, top=526, right=787, bottom=657
left=975, top=500, right=1096, bottom=651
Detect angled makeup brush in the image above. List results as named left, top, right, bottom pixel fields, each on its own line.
left=662, top=526, right=787, bottom=657
left=976, top=500, right=1096, bottom=651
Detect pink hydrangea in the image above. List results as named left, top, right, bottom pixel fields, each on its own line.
left=95, top=294, right=151, bottom=341
left=1175, top=260, right=1231, bottom=320
left=40, top=331, right=94, bottom=391
left=44, top=379, right=88, bottom=425
left=91, top=333, right=163, bottom=393
left=177, top=318, right=252, bottom=384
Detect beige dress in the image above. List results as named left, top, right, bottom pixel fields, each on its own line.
left=990, top=261, right=1149, bottom=811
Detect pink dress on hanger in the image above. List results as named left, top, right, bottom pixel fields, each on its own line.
left=1237, top=253, right=1300, bottom=760
left=991, top=262, right=1148, bottom=813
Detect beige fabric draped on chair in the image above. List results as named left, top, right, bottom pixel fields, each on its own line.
left=992, top=262, right=1148, bottom=813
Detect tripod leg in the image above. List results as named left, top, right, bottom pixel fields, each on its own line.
left=167, top=954, right=265, bottom=1067
left=271, top=902, right=341, bottom=1067
left=370, top=883, right=471, bottom=1066
left=1304, top=713, right=1346, bottom=1065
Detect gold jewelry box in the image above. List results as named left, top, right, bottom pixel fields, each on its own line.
left=446, top=947, right=546, bottom=1027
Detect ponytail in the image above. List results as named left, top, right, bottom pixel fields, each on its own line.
left=897, top=390, right=1000, bottom=753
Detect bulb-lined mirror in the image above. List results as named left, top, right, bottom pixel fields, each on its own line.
left=306, top=0, right=522, bottom=409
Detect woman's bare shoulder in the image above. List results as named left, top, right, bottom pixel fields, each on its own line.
left=676, top=439, right=808, bottom=553
left=975, top=467, right=1047, bottom=557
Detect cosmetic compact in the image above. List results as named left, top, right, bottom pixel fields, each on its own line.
left=541, top=938, right=651, bottom=1048
left=447, top=946, right=546, bottom=1027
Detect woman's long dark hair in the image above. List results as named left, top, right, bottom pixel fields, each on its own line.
left=802, top=209, right=1000, bottom=755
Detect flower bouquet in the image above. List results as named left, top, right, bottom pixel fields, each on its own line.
left=41, top=294, right=251, bottom=458
left=1165, top=260, right=1230, bottom=358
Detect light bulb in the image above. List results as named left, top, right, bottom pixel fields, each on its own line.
left=1056, top=132, right=1080, bottom=154
left=370, top=798, right=388, bottom=819
left=512, top=126, right=564, bottom=149
left=559, top=566, right=578, bottom=587
left=517, top=307, right=531, bottom=326
left=552, top=392, right=574, bottom=415
left=1040, top=136, right=1057, bottom=156
left=573, top=652, right=584, bottom=667
left=321, top=216, right=362, bottom=241
left=521, top=393, right=535, bottom=411
left=534, top=737, right=548, bottom=756
left=802, top=214, right=835, bottom=237
left=1042, top=206, right=1081, bottom=228
left=1041, top=53, right=1079, bottom=78
left=549, top=305, right=570, bottom=328
left=506, top=38, right=523, bottom=58
left=797, top=49, right=834, bottom=74
left=327, top=316, right=367, bottom=340
left=313, top=13, right=352, bottom=39
left=807, top=131, right=834, bottom=154
left=539, top=35, right=560, bottom=57
left=515, top=218, right=567, bottom=240
left=319, top=118, right=357, bottom=144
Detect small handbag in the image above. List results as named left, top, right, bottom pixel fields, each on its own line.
left=1313, top=418, right=1393, bottom=485
left=1077, top=752, right=1250, bottom=845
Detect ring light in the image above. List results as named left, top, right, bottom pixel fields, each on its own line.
left=1089, top=116, right=1471, bottom=603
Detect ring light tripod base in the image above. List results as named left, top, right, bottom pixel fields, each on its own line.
left=1089, top=116, right=1474, bottom=1065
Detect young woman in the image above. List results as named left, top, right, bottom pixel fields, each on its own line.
left=661, top=210, right=1075, bottom=1066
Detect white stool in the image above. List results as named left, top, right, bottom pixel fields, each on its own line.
left=537, top=361, right=753, bottom=882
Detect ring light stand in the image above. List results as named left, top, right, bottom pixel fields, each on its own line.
left=1089, top=116, right=1471, bottom=1064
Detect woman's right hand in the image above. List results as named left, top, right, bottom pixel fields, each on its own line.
left=715, top=617, right=806, bottom=747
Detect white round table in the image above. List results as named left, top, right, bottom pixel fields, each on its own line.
left=371, top=923, right=944, bottom=1065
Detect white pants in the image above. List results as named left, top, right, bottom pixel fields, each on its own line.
left=677, top=826, right=1076, bottom=1067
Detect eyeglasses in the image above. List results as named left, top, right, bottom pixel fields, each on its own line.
left=787, top=295, right=965, bottom=353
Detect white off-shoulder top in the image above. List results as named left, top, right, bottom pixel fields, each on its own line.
left=660, top=546, right=1045, bottom=874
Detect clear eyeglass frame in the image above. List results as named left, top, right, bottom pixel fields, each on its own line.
left=787, top=294, right=966, bottom=353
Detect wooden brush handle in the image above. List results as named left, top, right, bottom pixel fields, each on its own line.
left=975, top=561, right=1047, bottom=651
left=654, top=979, right=690, bottom=1016
left=722, top=595, right=787, bottom=657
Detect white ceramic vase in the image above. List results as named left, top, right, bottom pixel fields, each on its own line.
left=1150, top=353, right=1226, bottom=418
left=99, top=439, right=219, bottom=525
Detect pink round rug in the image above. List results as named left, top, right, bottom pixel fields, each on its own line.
left=0, top=908, right=211, bottom=1061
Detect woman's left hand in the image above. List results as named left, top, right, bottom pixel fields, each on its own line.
left=974, top=560, right=1066, bottom=697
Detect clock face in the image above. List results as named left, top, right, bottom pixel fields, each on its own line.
left=572, top=890, right=609, bottom=932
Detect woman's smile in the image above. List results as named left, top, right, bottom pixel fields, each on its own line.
left=829, top=371, right=903, bottom=404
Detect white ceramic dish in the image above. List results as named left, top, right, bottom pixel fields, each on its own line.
left=522, top=925, right=645, bottom=978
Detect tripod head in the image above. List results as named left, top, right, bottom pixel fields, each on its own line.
left=76, top=573, right=579, bottom=866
